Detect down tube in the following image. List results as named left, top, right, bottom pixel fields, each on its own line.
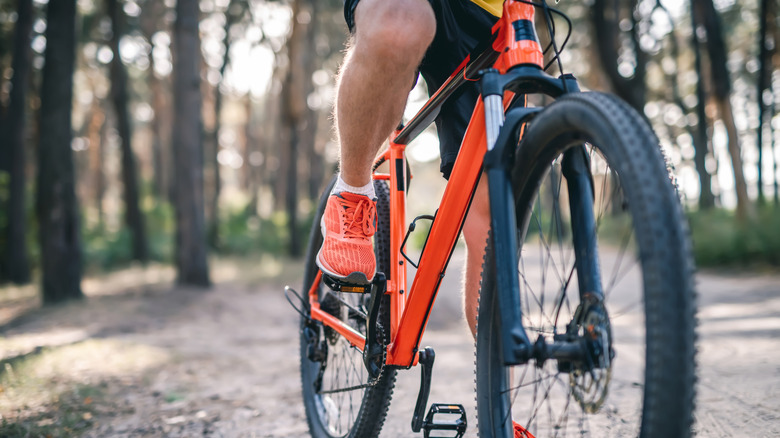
left=387, top=100, right=487, bottom=367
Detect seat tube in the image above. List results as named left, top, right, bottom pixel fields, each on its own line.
left=388, top=141, right=409, bottom=338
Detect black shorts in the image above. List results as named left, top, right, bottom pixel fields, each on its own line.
left=344, top=0, right=498, bottom=178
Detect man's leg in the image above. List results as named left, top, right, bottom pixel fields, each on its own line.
left=462, top=176, right=490, bottom=338
left=336, top=0, right=436, bottom=187
left=316, top=0, right=436, bottom=283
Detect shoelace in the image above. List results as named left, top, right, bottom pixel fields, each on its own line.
left=338, top=197, right=376, bottom=239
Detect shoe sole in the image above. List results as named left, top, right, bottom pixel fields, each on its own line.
left=316, top=214, right=375, bottom=285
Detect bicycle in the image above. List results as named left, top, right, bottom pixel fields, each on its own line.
left=286, top=1, right=697, bottom=436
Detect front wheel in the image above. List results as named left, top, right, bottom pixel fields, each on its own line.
left=476, top=92, right=697, bottom=437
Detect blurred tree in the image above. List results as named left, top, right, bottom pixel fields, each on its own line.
left=653, top=1, right=714, bottom=208
left=107, top=0, right=148, bottom=262
left=692, top=0, right=752, bottom=220
left=773, top=6, right=780, bottom=205
left=281, top=0, right=318, bottom=257
left=689, top=0, right=715, bottom=209
left=756, top=0, right=776, bottom=205
left=206, top=0, right=249, bottom=249
left=140, top=0, right=173, bottom=202
left=36, top=0, right=83, bottom=303
left=2, top=0, right=33, bottom=285
left=172, top=0, right=210, bottom=285
left=0, top=1, right=13, bottom=113
left=86, top=98, right=107, bottom=224
left=245, top=96, right=262, bottom=214
left=591, top=0, right=646, bottom=113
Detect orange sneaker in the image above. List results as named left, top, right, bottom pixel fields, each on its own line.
left=514, top=421, right=535, bottom=438
left=316, top=191, right=377, bottom=284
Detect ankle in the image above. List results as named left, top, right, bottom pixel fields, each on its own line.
left=333, top=174, right=376, bottom=199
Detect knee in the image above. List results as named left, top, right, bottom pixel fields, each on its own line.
left=353, top=0, right=436, bottom=62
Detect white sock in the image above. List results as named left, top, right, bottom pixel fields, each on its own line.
left=332, top=174, right=376, bottom=199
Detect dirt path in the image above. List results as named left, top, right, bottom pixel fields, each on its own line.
left=1, top=255, right=778, bottom=437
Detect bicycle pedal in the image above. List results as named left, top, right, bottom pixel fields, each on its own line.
left=422, top=403, right=467, bottom=438
left=322, top=273, right=372, bottom=293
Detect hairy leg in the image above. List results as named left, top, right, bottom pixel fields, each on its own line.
left=463, top=176, right=490, bottom=339
left=336, top=0, right=435, bottom=187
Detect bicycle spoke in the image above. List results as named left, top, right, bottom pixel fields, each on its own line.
left=605, top=227, right=636, bottom=301
left=503, top=370, right=552, bottom=395
left=551, top=164, right=568, bottom=278
left=526, top=367, right=560, bottom=428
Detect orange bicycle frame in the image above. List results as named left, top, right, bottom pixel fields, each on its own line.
left=308, top=0, right=545, bottom=368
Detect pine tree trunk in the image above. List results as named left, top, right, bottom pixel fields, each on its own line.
left=717, top=97, right=751, bottom=216
left=108, top=0, right=148, bottom=262
left=772, top=4, right=780, bottom=205
left=245, top=97, right=261, bottom=214
left=150, top=72, right=166, bottom=200
left=4, top=0, right=33, bottom=284
left=694, top=0, right=753, bottom=220
left=207, top=1, right=240, bottom=249
left=97, top=109, right=108, bottom=223
left=36, top=0, right=83, bottom=303
left=281, top=0, right=318, bottom=257
left=307, top=110, right=322, bottom=201
left=207, top=110, right=221, bottom=249
left=172, top=0, right=210, bottom=286
left=86, top=98, right=106, bottom=224
left=591, top=0, right=647, bottom=113
left=140, top=0, right=172, bottom=202
left=756, top=0, right=775, bottom=204
left=690, top=0, right=715, bottom=209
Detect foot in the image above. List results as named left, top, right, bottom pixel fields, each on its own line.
left=316, top=191, right=377, bottom=284
left=514, top=421, right=536, bottom=438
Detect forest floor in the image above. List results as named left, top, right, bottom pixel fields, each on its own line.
left=0, top=253, right=778, bottom=437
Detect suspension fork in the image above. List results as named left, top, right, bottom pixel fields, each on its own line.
left=481, top=66, right=594, bottom=366
left=561, top=148, right=604, bottom=305
left=481, top=69, right=540, bottom=365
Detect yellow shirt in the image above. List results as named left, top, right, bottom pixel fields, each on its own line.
left=471, top=0, right=503, bottom=17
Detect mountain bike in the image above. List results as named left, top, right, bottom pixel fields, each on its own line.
left=286, top=1, right=697, bottom=436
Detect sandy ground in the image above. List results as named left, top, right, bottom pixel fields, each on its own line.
left=0, top=253, right=778, bottom=437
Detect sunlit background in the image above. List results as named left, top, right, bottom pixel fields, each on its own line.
left=0, top=0, right=776, bottom=288
left=0, top=0, right=779, bottom=436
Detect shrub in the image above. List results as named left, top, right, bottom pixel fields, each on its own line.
left=688, top=205, right=780, bottom=268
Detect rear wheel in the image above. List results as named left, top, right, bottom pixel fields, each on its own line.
left=476, top=92, right=697, bottom=437
left=300, top=177, right=396, bottom=438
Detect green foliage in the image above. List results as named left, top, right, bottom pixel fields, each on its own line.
left=688, top=205, right=780, bottom=268
left=81, top=201, right=174, bottom=271
left=82, top=225, right=134, bottom=270
left=214, top=202, right=315, bottom=256
left=80, top=196, right=313, bottom=271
